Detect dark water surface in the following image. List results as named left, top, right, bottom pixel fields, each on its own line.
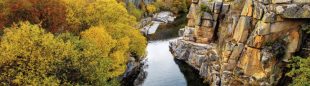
left=141, top=39, right=187, bottom=86
left=139, top=38, right=206, bottom=86
left=136, top=13, right=206, bottom=86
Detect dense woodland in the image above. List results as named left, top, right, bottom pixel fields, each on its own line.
left=2, top=0, right=308, bottom=85
left=0, top=0, right=147, bottom=85
left=0, top=0, right=193, bottom=85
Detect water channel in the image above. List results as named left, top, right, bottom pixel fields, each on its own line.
left=136, top=13, right=206, bottom=85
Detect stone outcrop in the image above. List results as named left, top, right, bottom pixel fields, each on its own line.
left=170, top=0, right=310, bottom=85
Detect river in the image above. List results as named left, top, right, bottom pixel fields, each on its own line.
left=131, top=12, right=206, bottom=86
left=138, top=38, right=207, bottom=86
left=141, top=39, right=187, bottom=86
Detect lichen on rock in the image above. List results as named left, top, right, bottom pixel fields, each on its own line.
left=170, top=0, right=310, bottom=85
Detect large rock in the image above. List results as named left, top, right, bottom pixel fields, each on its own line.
left=253, top=3, right=264, bottom=19
left=233, top=17, right=251, bottom=43
left=272, top=0, right=292, bottom=4
left=241, top=0, right=253, bottom=16
left=270, top=21, right=301, bottom=33
left=170, top=0, right=307, bottom=85
left=202, top=12, right=213, bottom=20
left=187, top=4, right=199, bottom=19
left=201, top=20, right=213, bottom=27
left=247, top=34, right=265, bottom=48
left=188, top=19, right=196, bottom=27
left=238, top=47, right=266, bottom=80
left=283, top=29, right=302, bottom=62
left=262, top=12, right=276, bottom=23
left=256, top=21, right=271, bottom=35
left=281, top=4, right=310, bottom=18
left=276, top=6, right=285, bottom=14
left=293, top=0, right=310, bottom=4
left=214, top=2, right=223, bottom=14
left=225, top=43, right=244, bottom=71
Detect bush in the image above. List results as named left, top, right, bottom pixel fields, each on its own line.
left=0, top=0, right=147, bottom=85
left=146, top=4, right=157, bottom=14
left=0, top=0, right=67, bottom=33
left=200, top=4, right=211, bottom=13
left=287, top=56, right=310, bottom=86
left=64, top=0, right=146, bottom=58
left=127, top=2, right=144, bottom=20
left=0, top=22, right=126, bottom=85
left=0, top=22, right=73, bottom=85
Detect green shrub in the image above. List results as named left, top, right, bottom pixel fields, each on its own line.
left=200, top=4, right=211, bottom=13
left=287, top=56, right=310, bottom=86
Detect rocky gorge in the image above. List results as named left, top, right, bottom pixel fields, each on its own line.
left=170, top=0, right=310, bottom=85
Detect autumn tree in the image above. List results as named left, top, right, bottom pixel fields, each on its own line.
left=0, top=0, right=147, bottom=85
left=64, top=0, right=147, bottom=58
left=0, top=22, right=74, bottom=85
left=0, top=0, right=67, bottom=33
left=0, top=0, right=8, bottom=30
left=153, top=0, right=189, bottom=14
left=146, top=4, right=157, bottom=14
left=127, top=2, right=144, bottom=20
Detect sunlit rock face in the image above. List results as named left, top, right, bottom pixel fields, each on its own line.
left=170, top=0, right=310, bottom=85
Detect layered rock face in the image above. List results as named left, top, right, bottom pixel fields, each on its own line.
left=170, top=0, right=310, bottom=85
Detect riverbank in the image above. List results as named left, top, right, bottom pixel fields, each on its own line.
left=122, top=11, right=207, bottom=86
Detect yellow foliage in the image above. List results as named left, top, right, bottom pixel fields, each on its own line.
left=81, top=26, right=116, bottom=57
left=0, top=22, right=74, bottom=85
left=64, top=0, right=147, bottom=58
left=0, top=0, right=148, bottom=85
left=146, top=4, right=157, bottom=14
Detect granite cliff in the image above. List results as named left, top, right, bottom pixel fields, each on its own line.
left=170, top=0, right=310, bottom=85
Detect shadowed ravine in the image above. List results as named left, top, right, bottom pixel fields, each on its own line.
left=131, top=13, right=206, bottom=86
left=137, top=38, right=206, bottom=86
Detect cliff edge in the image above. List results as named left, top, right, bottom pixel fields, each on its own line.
left=170, top=0, right=310, bottom=85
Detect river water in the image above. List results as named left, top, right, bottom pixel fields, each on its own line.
left=141, top=39, right=187, bottom=86
left=134, top=12, right=206, bottom=86
left=138, top=38, right=206, bottom=86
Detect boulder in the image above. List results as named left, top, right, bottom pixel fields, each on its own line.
left=287, top=29, right=301, bottom=53
left=238, top=47, right=266, bottom=80
left=281, top=4, right=310, bottom=18
left=233, top=17, right=251, bottom=43
left=262, top=12, right=276, bottom=23
left=272, top=0, right=292, bottom=4
left=270, top=21, right=301, bottom=33
left=188, top=19, right=196, bottom=27
left=221, top=4, right=230, bottom=15
left=187, top=4, right=198, bottom=19
left=226, top=43, right=245, bottom=70
left=202, top=12, right=213, bottom=20
left=241, top=0, right=253, bottom=16
left=256, top=21, right=271, bottom=35
left=247, top=35, right=265, bottom=48
left=201, top=20, right=213, bottom=27
left=293, top=0, right=310, bottom=4
left=253, top=3, right=264, bottom=19
left=183, top=27, right=196, bottom=41
left=259, top=0, right=270, bottom=4
left=214, top=2, right=223, bottom=14
left=276, top=6, right=284, bottom=14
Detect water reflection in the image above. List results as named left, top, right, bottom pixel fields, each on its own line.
left=141, top=39, right=187, bottom=86
left=135, top=13, right=206, bottom=86
left=138, top=38, right=207, bottom=86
